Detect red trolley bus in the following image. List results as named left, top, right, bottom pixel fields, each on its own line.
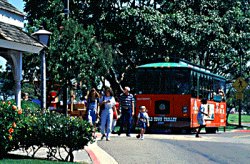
left=135, top=60, right=226, bottom=133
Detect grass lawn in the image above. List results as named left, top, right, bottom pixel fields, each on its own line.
left=228, top=114, right=250, bottom=124
left=218, top=114, right=250, bottom=131
left=0, top=154, right=82, bottom=164
left=1, top=159, right=71, bottom=164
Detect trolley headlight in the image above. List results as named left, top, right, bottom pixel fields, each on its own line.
left=182, top=106, right=188, bottom=113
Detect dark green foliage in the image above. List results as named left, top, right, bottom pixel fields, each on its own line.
left=48, top=19, right=112, bottom=88
left=22, top=0, right=249, bottom=101
left=21, top=83, right=40, bottom=100
left=21, top=100, right=40, bottom=112
left=0, top=100, right=94, bottom=161
left=23, top=0, right=113, bottom=93
left=0, top=101, right=22, bottom=158
left=17, top=102, right=94, bottom=162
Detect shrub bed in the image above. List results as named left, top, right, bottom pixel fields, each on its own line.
left=0, top=101, right=22, bottom=158
left=1, top=101, right=94, bottom=162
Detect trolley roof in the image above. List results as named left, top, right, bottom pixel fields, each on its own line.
left=137, top=61, right=226, bottom=80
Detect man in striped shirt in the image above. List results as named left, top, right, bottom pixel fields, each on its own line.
left=118, top=86, right=135, bottom=137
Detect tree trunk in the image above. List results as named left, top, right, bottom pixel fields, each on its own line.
left=69, top=148, right=74, bottom=162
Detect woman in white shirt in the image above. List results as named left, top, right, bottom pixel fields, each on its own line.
left=100, top=87, right=116, bottom=141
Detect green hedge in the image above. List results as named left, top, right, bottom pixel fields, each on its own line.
left=1, top=100, right=94, bottom=162
left=0, top=100, right=22, bottom=158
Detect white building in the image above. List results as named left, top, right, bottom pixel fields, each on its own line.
left=0, top=0, right=44, bottom=108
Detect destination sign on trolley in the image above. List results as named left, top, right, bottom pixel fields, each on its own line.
left=149, top=117, right=177, bottom=122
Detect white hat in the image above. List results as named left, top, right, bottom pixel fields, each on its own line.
left=140, top=106, right=146, bottom=109
left=124, top=86, right=130, bottom=92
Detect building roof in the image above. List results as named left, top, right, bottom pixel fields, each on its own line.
left=0, top=0, right=24, bottom=16
left=0, top=22, right=44, bottom=53
left=0, top=22, right=42, bottom=47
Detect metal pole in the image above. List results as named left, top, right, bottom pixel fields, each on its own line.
left=41, top=50, right=46, bottom=110
left=239, top=99, right=242, bottom=127
left=239, top=49, right=242, bottom=127
left=64, top=0, right=70, bottom=18
left=67, top=0, right=69, bottom=18
left=62, top=0, right=69, bottom=115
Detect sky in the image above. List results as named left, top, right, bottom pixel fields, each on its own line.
left=8, top=0, right=24, bottom=12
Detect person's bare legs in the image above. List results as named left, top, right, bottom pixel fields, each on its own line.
left=140, top=128, right=145, bottom=139
left=196, top=125, right=205, bottom=137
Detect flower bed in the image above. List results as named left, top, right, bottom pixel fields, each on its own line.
left=1, top=100, right=94, bottom=162
left=0, top=101, right=22, bottom=158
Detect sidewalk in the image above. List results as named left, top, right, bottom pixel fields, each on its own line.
left=9, top=125, right=250, bottom=163
left=9, top=133, right=118, bottom=164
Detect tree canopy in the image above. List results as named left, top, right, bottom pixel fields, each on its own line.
left=23, top=0, right=112, bottom=94
left=22, top=0, right=249, bottom=96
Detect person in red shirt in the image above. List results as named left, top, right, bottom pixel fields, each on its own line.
left=112, top=97, right=120, bottom=133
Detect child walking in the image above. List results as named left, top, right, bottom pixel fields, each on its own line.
left=136, top=106, right=150, bottom=140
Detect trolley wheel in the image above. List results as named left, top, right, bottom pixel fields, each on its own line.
left=205, top=127, right=217, bottom=134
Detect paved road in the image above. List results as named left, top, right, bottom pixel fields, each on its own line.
left=97, top=131, right=250, bottom=164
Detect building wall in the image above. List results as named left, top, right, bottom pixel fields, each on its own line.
left=0, top=7, right=24, bottom=28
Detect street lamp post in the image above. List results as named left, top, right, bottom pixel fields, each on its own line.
left=239, top=48, right=242, bottom=127
left=32, top=28, right=52, bottom=110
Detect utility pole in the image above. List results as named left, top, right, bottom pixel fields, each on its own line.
left=64, top=0, right=70, bottom=18
left=62, top=0, right=70, bottom=116
left=239, top=48, right=242, bottom=127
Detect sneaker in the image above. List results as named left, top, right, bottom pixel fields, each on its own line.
left=195, top=135, right=201, bottom=138
left=126, top=134, right=131, bottom=137
left=106, top=138, right=111, bottom=141
left=101, top=134, right=106, bottom=140
left=140, top=136, right=144, bottom=140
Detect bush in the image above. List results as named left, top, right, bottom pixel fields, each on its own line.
left=0, top=100, right=23, bottom=158
left=21, top=100, right=40, bottom=111
left=1, top=100, right=94, bottom=162
left=17, top=104, right=94, bottom=162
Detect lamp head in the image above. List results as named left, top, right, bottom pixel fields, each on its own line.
left=32, top=27, right=52, bottom=46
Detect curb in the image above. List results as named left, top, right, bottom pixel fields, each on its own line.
left=86, top=142, right=118, bottom=164
left=231, top=129, right=250, bottom=133
left=85, top=133, right=118, bottom=164
left=85, top=147, right=100, bottom=164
